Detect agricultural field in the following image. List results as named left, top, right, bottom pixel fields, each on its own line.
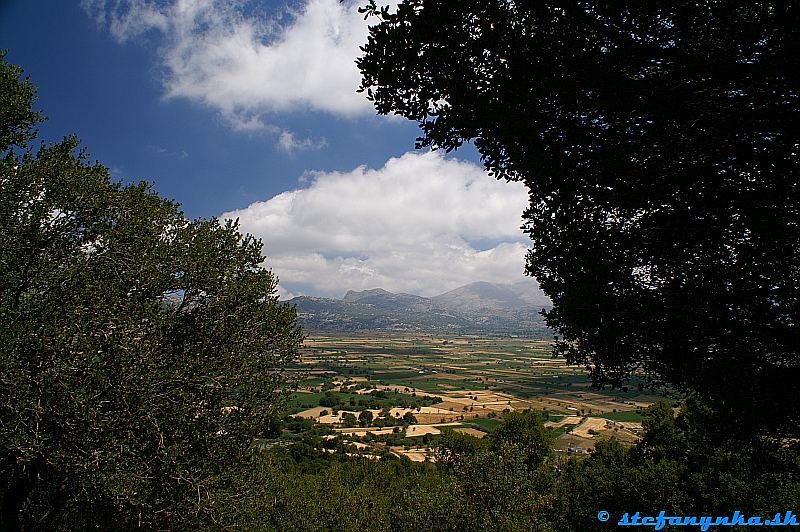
left=281, top=333, right=666, bottom=460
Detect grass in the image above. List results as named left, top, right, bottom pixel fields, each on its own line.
left=595, top=410, right=645, bottom=422
left=286, top=391, right=327, bottom=413
left=299, top=377, right=326, bottom=386
left=548, top=424, right=582, bottom=438
left=462, top=417, right=502, bottom=432
left=376, top=371, right=424, bottom=381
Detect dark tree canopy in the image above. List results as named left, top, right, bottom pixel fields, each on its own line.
left=0, top=54, right=303, bottom=529
left=358, top=1, right=800, bottom=435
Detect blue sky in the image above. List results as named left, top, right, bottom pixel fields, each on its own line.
left=1, top=0, right=535, bottom=299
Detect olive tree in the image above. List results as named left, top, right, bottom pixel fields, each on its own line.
left=0, top=52, right=303, bottom=530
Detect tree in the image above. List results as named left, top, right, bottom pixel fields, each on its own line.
left=0, top=52, right=41, bottom=154
left=358, top=409, right=374, bottom=427
left=358, top=1, right=800, bottom=435
left=0, top=54, right=303, bottom=530
left=341, top=412, right=358, bottom=427
left=550, top=400, right=800, bottom=531
left=490, top=410, right=551, bottom=470
left=319, top=391, right=340, bottom=407
left=434, top=428, right=487, bottom=470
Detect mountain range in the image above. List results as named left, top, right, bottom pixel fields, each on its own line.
left=286, top=281, right=552, bottom=336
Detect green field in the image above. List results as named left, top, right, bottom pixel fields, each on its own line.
left=289, top=334, right=669, bottom=422
left=286, top=388, right=439, bottom=414
left=595, top=410, right=646, bottom=422
left=461, top=417, right=502, bottom=432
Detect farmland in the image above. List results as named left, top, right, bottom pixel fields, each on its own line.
left=281, top=333, right=664, bottom=460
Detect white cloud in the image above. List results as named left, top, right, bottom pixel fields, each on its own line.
left=278, top=131, right=328, bottom=153
left=83, top=0, right=373, bottom=131
left=222, top=151, right=531, bottom=298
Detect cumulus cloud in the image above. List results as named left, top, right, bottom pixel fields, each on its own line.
left=222, top=151, right=531, bottom=299
left=83, top=0, right=373, bottom=130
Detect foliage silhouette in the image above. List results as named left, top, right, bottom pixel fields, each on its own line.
left=358, top=1, right=800, bottom=436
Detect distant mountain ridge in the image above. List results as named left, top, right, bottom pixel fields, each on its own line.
left=432, top=280, right=551, bottom=314
left=342, top=288, right=436, bottom=313
left=287, top=281, right=552, bottom=336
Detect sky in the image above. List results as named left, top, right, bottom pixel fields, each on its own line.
left=1, top=0, right=535, bottom=299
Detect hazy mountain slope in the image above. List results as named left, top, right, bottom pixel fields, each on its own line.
left=432, top=281, right=551, bottom=313
left=289, top=294, right=467, bottom=332
left=342, top=288, right=437, bottom=313
left=287, top=282, right=551, bottom=336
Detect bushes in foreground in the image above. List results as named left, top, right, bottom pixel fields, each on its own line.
left=216, top=402, right=800, bottom=531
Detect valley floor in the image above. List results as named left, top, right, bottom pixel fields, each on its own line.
left=279, top=333, right=661, bottom=458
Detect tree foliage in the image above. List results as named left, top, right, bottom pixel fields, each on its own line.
left=0, top=51, right=41, bottom=153
left=216, top=403, right=799, bottom=531
left=358, top=1, right=800, bottom=435
left=0, top=54, right=303, bottom=530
